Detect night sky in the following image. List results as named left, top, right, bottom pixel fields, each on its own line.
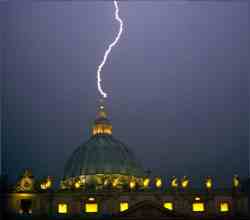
left=1, top=1, right=249, bottom=187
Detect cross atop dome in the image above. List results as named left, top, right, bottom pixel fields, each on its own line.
left=92, top=99, right=112, bottom=136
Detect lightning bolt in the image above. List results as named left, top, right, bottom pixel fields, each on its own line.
left=97, top=0, right=124, bottom=99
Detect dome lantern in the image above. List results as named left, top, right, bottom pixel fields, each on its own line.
left=92, top=101, right=112, bottom=136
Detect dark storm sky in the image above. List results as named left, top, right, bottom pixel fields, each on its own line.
left=1, top=1, right=249, bottom=187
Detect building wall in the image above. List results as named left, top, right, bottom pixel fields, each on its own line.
left=5, top=191, right=249, bottom=218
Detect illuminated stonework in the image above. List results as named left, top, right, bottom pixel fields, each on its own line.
left=15, top=170, right=34, bottom=192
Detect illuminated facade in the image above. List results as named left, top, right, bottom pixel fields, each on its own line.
left=1, top=104, right=249, bottom=220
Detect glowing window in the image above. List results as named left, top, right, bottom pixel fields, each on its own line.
left=192, top=203, right=205, bottom=212
left=163, top=202, right=173, bottom=210
left=220, top=202, right=229, bottom=212
left=120, top=202, right=129, bottom=212
left=58, top=203, right=68, bottom=214
left=85, top=203, right=98, bottom=213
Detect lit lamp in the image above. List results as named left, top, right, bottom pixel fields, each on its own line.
left=205, top=176, right=212, bottom=190
left=171, top=176, right=178, bottom=188
left=181, top=176, right=189, bottom=189
left=155, top=177, right=162, bottom=188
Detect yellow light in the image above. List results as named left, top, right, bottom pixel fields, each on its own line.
left=85, top=203, right=98, bottom=213
left=88, top=197, right=95, bottom=201
left=129, top=181, right=136, bottom=189
left=155, top=178, right=162, bottom=188
left=104, top=179, right=109, bottom=186
left=163, top=202, right=173, bottom=210
left=192, top=203, right=205, bottom=212
left=195, top=197, right=201, bottom=201
left=181, top=179, right=189, bottom=188
left=46, top=180, right=52, bottom=188
left=41, top=179, right=52, bottom=190
left=58, top=204, right=68, bottom=214
left=220, top=203, right=229, bottom=212
left=120, top=202, right=129, bottom=212
left=205, top=177, right=212, bottom=189
left=40, top=183, right=46, bottom=190
left=74, top=181, right=80, bottom=189
left=171, top=177, right=178, bottom=188
left=15, top=193, right=34, bottom=198
left=233, top=175, right=239, bottom=188
left=112, top=178, right=118, bottom=187
left=143, top=178, right=150, bottom=188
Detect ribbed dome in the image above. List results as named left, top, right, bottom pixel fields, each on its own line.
left=63, top=103, right=145, bottom=180
left=64, top=134, right=144, bottom=178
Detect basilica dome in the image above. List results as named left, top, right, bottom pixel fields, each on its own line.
left=64, top=134, right=144, bottom=178
left=61, top=103, right=145, bottom=189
